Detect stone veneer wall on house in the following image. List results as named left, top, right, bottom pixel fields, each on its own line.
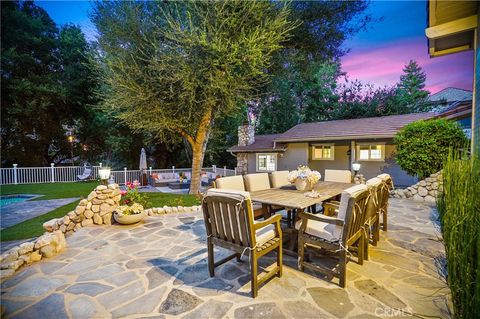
left=236, top=124, right=255, bottom=175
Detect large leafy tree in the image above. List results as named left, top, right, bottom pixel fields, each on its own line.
left=92, top=1, right=295, bottom=194
left=1, top=1, right=97, bottom=166
left=256, top=1, right=371, bottom=133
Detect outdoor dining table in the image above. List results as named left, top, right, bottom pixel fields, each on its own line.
left=250, top=181, right=354, bottom=255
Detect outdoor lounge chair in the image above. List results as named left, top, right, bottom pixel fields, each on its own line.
left=324, top=169, right=352, bottom=183
left=296, top=184, right=371, bottom=287
left=377, top=173, right=393, bottom=231
left=202, top=188, right=282, bottom=298
left=77, top=165, right=92, bottom=181
left=214, top=175, right=268, bottom=219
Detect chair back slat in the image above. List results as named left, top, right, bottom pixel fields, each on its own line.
left=221, top=202, right=233, bottom=242
left=202, top=194, right=253, bottom=247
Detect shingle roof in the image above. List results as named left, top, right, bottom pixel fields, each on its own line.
left=228, top=134, right=286, bottom=153
left=274, top=113, right=434, bottom=142
left=428, top=87, right=472, bottom=102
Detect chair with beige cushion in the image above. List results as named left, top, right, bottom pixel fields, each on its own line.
left=214, top=175, right=266, bottom=219
left=202, top=189, right=282, bottom=298
left=244, top=173, right=271, bottom=192
left=324, top=169, right=352, bottom=183
left=269, top=170, right=290, bottom=188
left=376, top=173, right=393, bottom=231
left=214, top=175, right=246, bottom=191
left=297, top=184, right=371, bottom=287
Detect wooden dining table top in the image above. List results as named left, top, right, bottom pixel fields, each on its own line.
left=249, top=181, right=354, bottom=210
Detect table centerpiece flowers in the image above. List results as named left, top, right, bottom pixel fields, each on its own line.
left=114, top=180, right=149, bottom=224
left=288, top=165, right=322, bottom=191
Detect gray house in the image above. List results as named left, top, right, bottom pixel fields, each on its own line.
left=229, top=113, right=434, bottom=187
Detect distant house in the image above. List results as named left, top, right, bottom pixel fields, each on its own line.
left=432, top=88, right=473, bottom=138
left=229, top=113, right=433, bottom=187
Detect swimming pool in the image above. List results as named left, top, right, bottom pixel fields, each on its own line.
left=0, top=195, right=36, bottom=206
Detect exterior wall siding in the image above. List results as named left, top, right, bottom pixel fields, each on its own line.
left=243, top=139, right=417, bottom=187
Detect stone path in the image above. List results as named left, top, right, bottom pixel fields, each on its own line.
left=1, top=197, right=80, bottom=230
left=0, top=199, right=451, bottom=318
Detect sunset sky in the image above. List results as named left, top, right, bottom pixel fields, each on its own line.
left=37, top=0, right=473, bottom=94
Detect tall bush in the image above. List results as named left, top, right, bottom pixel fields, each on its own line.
left=393, top=119, right=468, bottom=179
left=437, top=153, right=480, bottom=318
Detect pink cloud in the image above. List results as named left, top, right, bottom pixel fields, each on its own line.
left=341, top=38, right=474, bottom=94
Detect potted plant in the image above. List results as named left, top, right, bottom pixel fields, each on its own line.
left=288, top=165, right=321, bottom=191
left=114, top=180, right=149, bottom=224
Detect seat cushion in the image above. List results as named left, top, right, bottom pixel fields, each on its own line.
left=215, top=175, right=246, bottom=191
left=244, top=173, right=271, bottom=192
left=270, top=171, right=290, bottom=188
left=324, top=170, right=352, bottom=183
left=295, top=219, right=342, bottom=242
left=255, top=224, right=276, bottom=246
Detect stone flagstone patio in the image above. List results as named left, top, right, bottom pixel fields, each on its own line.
left=0, top=198, right=451, bottom=318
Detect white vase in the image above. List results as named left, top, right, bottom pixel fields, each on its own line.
left=294, top=179, right=311, bottom=191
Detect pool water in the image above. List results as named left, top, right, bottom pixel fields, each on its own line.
left=0, top=195, right=36, bottom=206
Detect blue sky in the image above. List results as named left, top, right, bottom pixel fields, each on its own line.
left=37, top=0, right=473, bottom=93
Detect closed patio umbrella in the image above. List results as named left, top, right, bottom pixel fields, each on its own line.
left=139, top=148, right=148, bottom=186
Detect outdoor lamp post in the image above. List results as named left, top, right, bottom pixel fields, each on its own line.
left=352, top=162, right=361, bottom=177
left=98, top=167, right=111, bottom=186
left=67, top=133, right=75, bottom=166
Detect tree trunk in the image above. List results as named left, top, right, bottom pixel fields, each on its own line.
left=190, top=143, right=205, bottom=195
left=185, top=108, right=213, bottom=195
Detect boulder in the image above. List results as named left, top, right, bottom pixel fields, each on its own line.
left=1, top=259, right=24, bottom=270
left=93, top=214, right=103, bottom=225
left=84, top=210, right=94, bottom=219
left=19, top=254, right=31, bottom=264
left=158, top=207, right=165, bottom=214
left=74, top=223, right=83, bottom=230
left=81, top=219, right=94, bottom=227
left=418, top=180, right=427, bottom=187
left=424, top=195, right=436, bottom=203
left=96, top=185, right=108, bottom=191
left=30, top=250, right=42, bottom=262
left=86, top=201, right=92, bottom=210
left=40, top=245, right=56, bottom=258
left=67, top=211, right=77, bottom=219
left=75, top=206, right=86, bottom=215
left=432, top=182, right=439, bottom=190
left=97, top=194, right=107, bottom=200
left=92, top=198, right=103, bottom=205
left=100, top=203, right=112, bottom=214
left=412, top=194, right=423, bottom=201
left=410, top=188, right=418, bottom=195
left=418, top=187, right=428, bottom=197
left=67, top=223, right=75, bottom=231
left=43, top=219, right=59, bottom=232
left=59, top=224, right=67, bottom=233
left=78, top=199, right=88, bottom=206
left=103, top=214, right=112, bottom=225
left=92, top=205, right=100, bottom=213
left=18, top=242, right=35, bottom=255
left=87, top=191, right=97, bottom=201
left=1, top=249, right=19, bottom=264
left=34, top=234, right=54, bottom=249
left=108, top=183, right=118, bottom=190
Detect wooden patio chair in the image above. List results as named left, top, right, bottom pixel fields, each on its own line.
left=377, top=173, right=393, bottom=231
left=324, top=169, right=352, bottom=183
left=214, top=175, right=267, bottom=219
left=202, top=188, right=283, bottom=298
left=297, top=184, right=371, bottom=288
left=269, top=170, right=296, bottom=227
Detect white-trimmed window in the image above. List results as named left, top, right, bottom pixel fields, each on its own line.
left=311, top=144, right=334, bottom=160
left=256, top=153, right=277, bottom=172
left=356, top=143, right=385, bottom=161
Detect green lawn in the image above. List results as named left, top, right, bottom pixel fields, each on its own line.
left=0, top=181, right=99, bottom=200
left=1, top=182, right=200, bottom=242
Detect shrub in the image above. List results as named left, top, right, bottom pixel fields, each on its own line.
left=437, top=153, right=480, bottom=318
left=393, top=119, right=468, bottom=179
